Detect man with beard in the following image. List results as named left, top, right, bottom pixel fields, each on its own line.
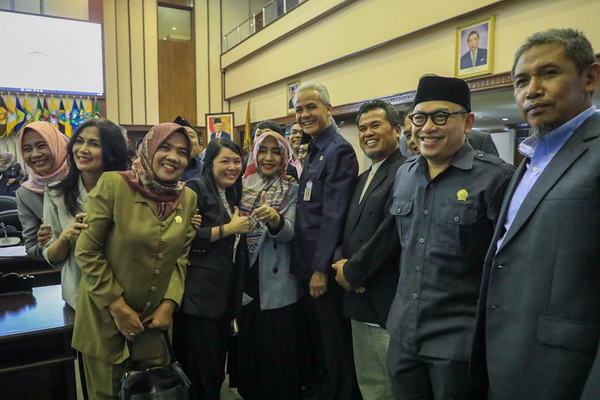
left=471, top=28, right=600, bottom=400
left=332, top=99, right=405, bottom=399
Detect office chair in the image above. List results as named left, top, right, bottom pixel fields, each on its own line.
left=0, top=209, right=22, bottom=232
left=0, top=195, right=17, bottom=212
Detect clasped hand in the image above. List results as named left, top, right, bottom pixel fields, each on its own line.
left=60, top=213, right=88, bottom=243
left=37, top=219, right=52, bottom=245
left=109, top=298, right=176, bottom=340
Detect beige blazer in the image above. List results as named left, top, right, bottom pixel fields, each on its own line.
left=72, top=172, right=197, bottom=364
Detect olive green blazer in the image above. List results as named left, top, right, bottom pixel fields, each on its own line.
left=72, top=172, right=197, bottom=364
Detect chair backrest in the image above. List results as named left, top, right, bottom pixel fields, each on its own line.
left=0, top=209, right=22, bottom=232
left=0, top=195, right=17, bottom=212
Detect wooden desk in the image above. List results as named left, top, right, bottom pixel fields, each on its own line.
left=0, top=285, right=77, bottom=400
left=0, top=256, right=60, bottom=287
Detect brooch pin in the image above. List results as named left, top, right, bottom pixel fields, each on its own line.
left=457, top=189, right=469, bottom=202
left=175, top=216, right=183, bottom=224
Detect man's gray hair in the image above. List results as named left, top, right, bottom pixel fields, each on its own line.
left=297, top=82, right=331, bottom=106
left=512, top=28, right=595, bottom=76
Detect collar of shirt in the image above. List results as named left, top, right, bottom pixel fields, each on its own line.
left=289, top=156, right=301, bottom=166
left=309, top=124, right=336, bottom=151
left=369, top=156, right=388, bottom=176
left=416, top=141, right=475, bottom=174
left=518, top=106, right=597, bottom=163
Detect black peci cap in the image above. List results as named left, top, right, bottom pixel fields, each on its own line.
left=413, top=76, right=471, bottom=112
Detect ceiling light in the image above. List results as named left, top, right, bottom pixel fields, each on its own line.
left=172, top=27, right=177, bottom=30
left=502, top=118, right=508, bottom=121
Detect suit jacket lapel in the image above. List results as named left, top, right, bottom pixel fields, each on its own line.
left=346, top=152, right=402, bottom=234
left=499, top=115, right=598, bottom=249
left=345, top=171, right=369, bottom=235
left=363, top=151, right=403, bottom=203
left=362, top=165, right=387, bottom=201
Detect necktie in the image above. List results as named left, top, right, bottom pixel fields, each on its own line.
left=359, top=168, right=375, bottom=203
left=471, top=51, right=476, bottom=67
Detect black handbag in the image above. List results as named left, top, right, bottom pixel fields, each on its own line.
left=119, top=330, right=191, bottom=400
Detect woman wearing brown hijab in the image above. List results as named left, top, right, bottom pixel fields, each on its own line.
left=73, top=123, right=197, bottom=400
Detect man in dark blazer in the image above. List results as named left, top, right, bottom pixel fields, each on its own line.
left=471, top=28, right=600, bottom=400
left=460, top=30, right=488, bottom=70
left=332, top=99, right=406, bottom=399
left=291, top=82, right=361, bottom=399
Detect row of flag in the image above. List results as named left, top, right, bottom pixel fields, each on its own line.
left=0, top=94, right=101, bottom=139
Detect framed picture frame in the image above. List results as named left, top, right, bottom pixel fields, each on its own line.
left=286, top=80, right=301, bottom=115
left=455, top=15, right=495, bottom=79
left=205, top=112, right=235, bottom=143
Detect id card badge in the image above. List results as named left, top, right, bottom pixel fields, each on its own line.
left=303, top=180, right=313, bottom=201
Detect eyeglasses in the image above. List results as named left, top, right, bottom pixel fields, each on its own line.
left=408, top=110, right=468, bottom=127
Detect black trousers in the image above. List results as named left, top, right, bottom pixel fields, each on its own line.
left=236, top=301, right=301, bottom=400
left=301, top=278, right=362, bottom=400
left=172, top=312, right=231, bottom=400
left=386, top=337, right=487, bottom=400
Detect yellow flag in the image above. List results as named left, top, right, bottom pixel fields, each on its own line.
left=243, top=100, right=251, bottom=152
left=5, top=94, right=16, bottom=137
left=64, top=98, right=72, bottom=137
left=23, top=96, right=33, bottom=125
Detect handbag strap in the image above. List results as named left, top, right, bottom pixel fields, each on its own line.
left=161, top=329, right=178, bottom=364
left=123, top=329, right=178, bottom=371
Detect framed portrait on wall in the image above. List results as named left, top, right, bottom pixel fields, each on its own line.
left=455, top=15, right=495, bottom=79
left=286, top=80, right=300, bottom=115
left=205, top=112, right=235, bottom=143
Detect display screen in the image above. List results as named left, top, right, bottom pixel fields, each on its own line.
left=0, top=11, right=104, bottom=96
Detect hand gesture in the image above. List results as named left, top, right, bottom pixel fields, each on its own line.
left=252, top=191, right=280, bottom=228
left=37, top=219, right=52, bottom=246
left=230, top=206, right=251, bottom=234
left=191, top=209, right=202, bottom=229
left=59, top=213, right=88, bottom=243
left=309, top=271, right=328, bottom=298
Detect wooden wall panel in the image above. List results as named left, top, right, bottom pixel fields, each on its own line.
left=103, top=0, right=119, bottom=120
left=129, top=0, right=146, bottom=123
left=158, top=40, right=197, bottom=124
left=143, top=0, right=160, bottom=124
left=115, top=0, right=133, bottom=123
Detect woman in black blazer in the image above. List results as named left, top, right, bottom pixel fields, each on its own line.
left=173, top=138, right=250, bottom=400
